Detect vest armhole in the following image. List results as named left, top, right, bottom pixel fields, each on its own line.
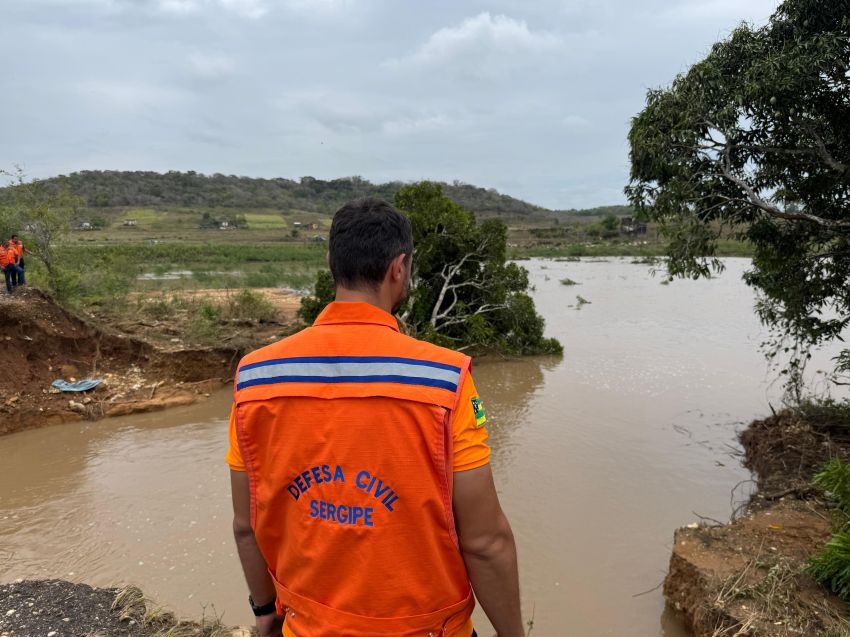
left=233, top=403, right=258, bottom=530
left=443, top=355, right=471, bottom=548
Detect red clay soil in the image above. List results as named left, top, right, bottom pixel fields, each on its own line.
left=0, top=288, right=238, bottom=436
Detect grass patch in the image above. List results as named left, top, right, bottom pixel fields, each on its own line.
left=243, top=212, right=287, bottom=229
left=111, top=587, right=232, bottom=637
left=809, top=457, right=850, bottom=604
left=225, top=289, right=277, bottom=322
left=121, top=208, right=167, bottom=224
left=559, top=277, right=579, bottom=286
left=797, top=399, right=850, bottom=437
left=26, top=242, right=327, bottom=309
left=706, top=556, right=850, bottom=637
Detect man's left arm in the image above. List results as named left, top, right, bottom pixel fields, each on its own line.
left=230, top=470, right=282, bottom=637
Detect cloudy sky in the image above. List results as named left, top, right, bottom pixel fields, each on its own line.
left=2, top=0, right=779, bottom=209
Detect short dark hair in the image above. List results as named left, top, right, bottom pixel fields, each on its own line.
left=329, top=198, right=413, bottom=289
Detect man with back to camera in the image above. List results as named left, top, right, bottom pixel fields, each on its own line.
left=227, top=198, right=524, bottom=637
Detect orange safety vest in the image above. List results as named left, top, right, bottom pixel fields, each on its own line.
left=11, top=240, right=23, bottom=258
left=233, top=302, right=476, bottom=637
left=0, top=246, right=15, bottom=266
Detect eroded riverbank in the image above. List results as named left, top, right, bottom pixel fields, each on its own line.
left=0, top=288, right=299, bottom=436
left=665, top=409, right=850, bottom=636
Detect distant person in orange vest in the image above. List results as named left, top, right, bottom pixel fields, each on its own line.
left=0, top=240, right=24, bottom=295
left=9, top=235, right=25, bottom=287
left=228, top=198, right=524, bottom=637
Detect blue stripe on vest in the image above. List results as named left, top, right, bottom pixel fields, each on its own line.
left=237, top=374, right=458, bottom=392
left=236, top=356, right=461, bottom=392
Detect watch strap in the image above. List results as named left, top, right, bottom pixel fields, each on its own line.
left=249, top=595, right=277, bottom=617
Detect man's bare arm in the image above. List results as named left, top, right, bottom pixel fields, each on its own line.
left=453, top=464, right=524, bottom=637
left=230, top=470, right=281, bottom=637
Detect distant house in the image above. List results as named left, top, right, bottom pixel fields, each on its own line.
left=79, top=221, right=92, bottom=230
left=293, top=221, right=303, bottom=228
left=124, top=219, right=137, bottom=227
left=620, top=217, right=647, bottom=236
left=219, top=220, right=230, bottom=229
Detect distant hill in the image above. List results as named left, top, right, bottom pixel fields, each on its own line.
left=13, top=170, right=556, bottom=218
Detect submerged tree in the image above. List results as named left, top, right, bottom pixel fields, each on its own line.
left=300, top=182, right=561, bottom=356
left=626, top=0, right=850, bottom=392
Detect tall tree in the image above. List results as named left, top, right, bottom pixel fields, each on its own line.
left=626, top=0, right=850, bottom=391
left=300, top=182, right=561, bottom=356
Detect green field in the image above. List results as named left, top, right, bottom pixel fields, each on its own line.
left=23, top=242, right=328, bottom=309
left=243, top=212, right=288, bottom=230
left=23, top=202, right=756, bottom=311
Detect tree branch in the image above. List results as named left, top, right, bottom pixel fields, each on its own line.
left=720, top=147, right=850, bottom=230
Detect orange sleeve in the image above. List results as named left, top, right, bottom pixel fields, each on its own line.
left=451, top=374, right=491, bottom=472
left=226, top=403, right=247, bottom=471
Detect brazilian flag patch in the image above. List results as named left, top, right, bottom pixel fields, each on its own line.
left=471, top=397, right=487, bottom=428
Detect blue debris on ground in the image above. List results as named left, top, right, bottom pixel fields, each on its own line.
left=51, top=379, right=103, bottom=392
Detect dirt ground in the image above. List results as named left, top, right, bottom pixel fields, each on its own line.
left=0, top=287, right=298, bottom=436
left=665, top=410, right=850, bottom=637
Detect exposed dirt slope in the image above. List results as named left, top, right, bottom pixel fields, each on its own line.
left=0, top=289, right=239, bottom=435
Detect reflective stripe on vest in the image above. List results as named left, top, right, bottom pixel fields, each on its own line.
left=236, top=355, right=462, bottom=392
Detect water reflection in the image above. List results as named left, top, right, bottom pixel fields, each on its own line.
left=472, top=356, right=560, bottom=470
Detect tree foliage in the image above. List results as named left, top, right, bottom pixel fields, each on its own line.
left=0, top=168, right=83, bottom=297
left=626, top=0, right=850, bottom=389
left=0, top=170, right=549, bottom=218
left=299, top=182, right=562, bottom=356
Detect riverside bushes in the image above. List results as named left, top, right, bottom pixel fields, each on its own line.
left=809, top=457, right=850, bottom=602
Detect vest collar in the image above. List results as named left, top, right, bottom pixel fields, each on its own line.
left=313, top=302, right=400, bottom=333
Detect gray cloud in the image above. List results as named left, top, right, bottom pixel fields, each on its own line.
left=0, top=0, right=780, bottom=208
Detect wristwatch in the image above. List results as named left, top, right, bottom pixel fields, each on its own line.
left=249, top=595, right=277, bottom=617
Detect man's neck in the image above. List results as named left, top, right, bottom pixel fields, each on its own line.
left=334, top=287, right=394, bottom=315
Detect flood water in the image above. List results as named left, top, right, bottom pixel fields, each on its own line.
left=1, top=258, right=844, bottom=636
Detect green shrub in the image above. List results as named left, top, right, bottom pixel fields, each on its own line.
left=226, top=289, right=277, bottom=322
left=809, top=458, right=850, bottom=602
left=809, top=531, right=850, bottom=602
left=798, top=399, right=850, bottom=437
left=186, top=302, right=222, bottom=344
left=814, top=459, right=850, bottom=516
left=298, top=270, right=335, bottom=324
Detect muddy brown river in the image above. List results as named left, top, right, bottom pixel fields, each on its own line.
left=1, top=259, right=843, bottom=636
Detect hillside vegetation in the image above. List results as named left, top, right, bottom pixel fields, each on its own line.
left=11, top=170, right=554, bottom=219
